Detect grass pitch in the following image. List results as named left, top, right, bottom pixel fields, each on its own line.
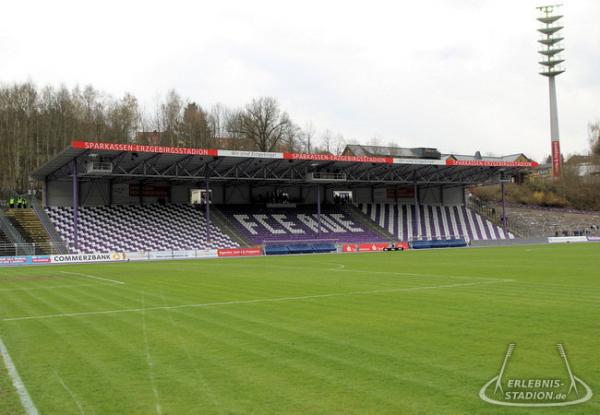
left=0, top=244, right=599, bottom=414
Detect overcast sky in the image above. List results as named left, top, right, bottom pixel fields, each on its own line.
left=1, top=0, right=599, bottom=160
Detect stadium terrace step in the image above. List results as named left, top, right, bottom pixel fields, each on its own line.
left=210, top=206, right=252, bottom=247
left=45, top=203, right=239, bottom=254
left=4, top=208, right=53, bottom=254
left=495, top=204, right=600, bottom=238
left=0, top=226, right=14, bottom=256
left=356, top=203, right=512, bottom=241
left=344, top=203, right=395, bottom=241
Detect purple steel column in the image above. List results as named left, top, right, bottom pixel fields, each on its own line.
left=316, top=184, right=321, bottom=237
left=71, top=159, right=79, bottom=251
left=205, top=167, right=211, bottom=244
left=501, top=177, right=508, bottom=234
left=413, top=181, right=420, bottom=240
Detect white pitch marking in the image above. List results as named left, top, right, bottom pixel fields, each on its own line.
left=198, top=261, right=509, bottom=283
left=54, top=370, right=85, bottom=415
left=0, top=336, right=39, bottom=415
left=141, top=293, right=162, bottom=415
left=59, top=271, right=125, bottom=285
left=1, top=279, right=511, bottom=322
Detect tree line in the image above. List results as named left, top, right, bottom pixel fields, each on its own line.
left=0, top=82, right=348, bottom=194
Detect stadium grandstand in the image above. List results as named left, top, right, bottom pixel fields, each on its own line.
left=1, top=140, right=538, bottom=256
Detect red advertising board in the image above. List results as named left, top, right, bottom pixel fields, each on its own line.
left=72, top=140, right=218, bottom=156
left=446, top=159, right=538, bottom=167
left=283, top=152, right=392, bottom=164
left=217, top=247, right=262, bottom=257
left=31, top=257, right=51, bottom=263
left=129, top=184, right=170, bottom=198
left=386, top=187, right=415, bottom=199
left=342, top=242, right=409, bottom=253
left=551, top=140, right=561, bottom=177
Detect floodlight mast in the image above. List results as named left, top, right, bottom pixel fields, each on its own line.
left=537, top=4, right=565, bottom=178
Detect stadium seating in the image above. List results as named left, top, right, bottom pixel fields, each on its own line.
left=410, top=238, right=468, bottom=249
left=46, top=204, right=238, bottom=253
left=264, top=242, right=337, bottom=255
left=357, top=203, right=513, bottom=241
left=216, top=204, right=386, bottom=245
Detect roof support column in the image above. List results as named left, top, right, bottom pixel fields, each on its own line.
left=316, top=183, right=322, bottom=238
left=205, top=166, right=211, bottom=244
left=413, top=180, right=420, bottom=241
left=500, top=173, right=509, bottom=236
left=71, top=159, right=79, bottom=252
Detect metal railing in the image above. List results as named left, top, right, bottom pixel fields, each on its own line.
left=467, top=199, right=532, bottom=239
left=0, top=211, right=32, bottom=252
left=0, top=242, right=67, bottom=257
left=28, top=196, right=68, bottom=253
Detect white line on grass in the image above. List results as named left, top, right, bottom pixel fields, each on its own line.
left=196, top=261, right=507, bottom=282
left=0, top=336, right=39, bottom=415
left=141, top=292, right=163, bottom=415
left=59, top=271, right=125, bottom=285
left=1, top=279, right=512, bottom=322
left=54, top=370, right=85, bottom=415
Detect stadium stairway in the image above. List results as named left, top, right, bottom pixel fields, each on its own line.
left=0, top=226, right=15, bottom=256
left=4, top=208, right=53, bottom=254
left=210, top=207, right=252, bottom=247
left=343, top=204, right=395, bottom=242
left=466, top=198, right=528, bottom=238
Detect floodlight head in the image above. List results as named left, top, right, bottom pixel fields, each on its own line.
left=537, top=4, right=565, bottom=77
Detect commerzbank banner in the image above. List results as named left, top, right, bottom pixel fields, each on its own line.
left=50, top=253, right=126, bottom=264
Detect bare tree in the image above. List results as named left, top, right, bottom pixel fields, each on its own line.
left=301, top=121, right=316, bottom=153
left=320, top=129, right=333, bottom=153
left=589, top=121, right=600, bottom=157
left=227, top=97, right=295, bottom=152
left=181, top=102, right=212, bottom=147
left=332, top=133, right=347, bottom=155
left=107, top=93, right=140, bottom=142
left=208, top=103, right=230, bottom=140
left=160, top=90, right=183, bottom=146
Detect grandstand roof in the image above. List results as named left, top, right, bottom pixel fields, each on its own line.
left=31, top=140, right=538, bottom=186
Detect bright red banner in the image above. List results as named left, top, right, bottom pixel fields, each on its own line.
left=283, top=152, right=392, bottom=164
left=342, top=242, right=409, bottom=253
left=217, top=247, right=262, bottom=257
left=551, top=141, right=561, bottom=177
left=445, top=159, right=538, bottom=167
left=72, top=140, right=218, bottom=156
